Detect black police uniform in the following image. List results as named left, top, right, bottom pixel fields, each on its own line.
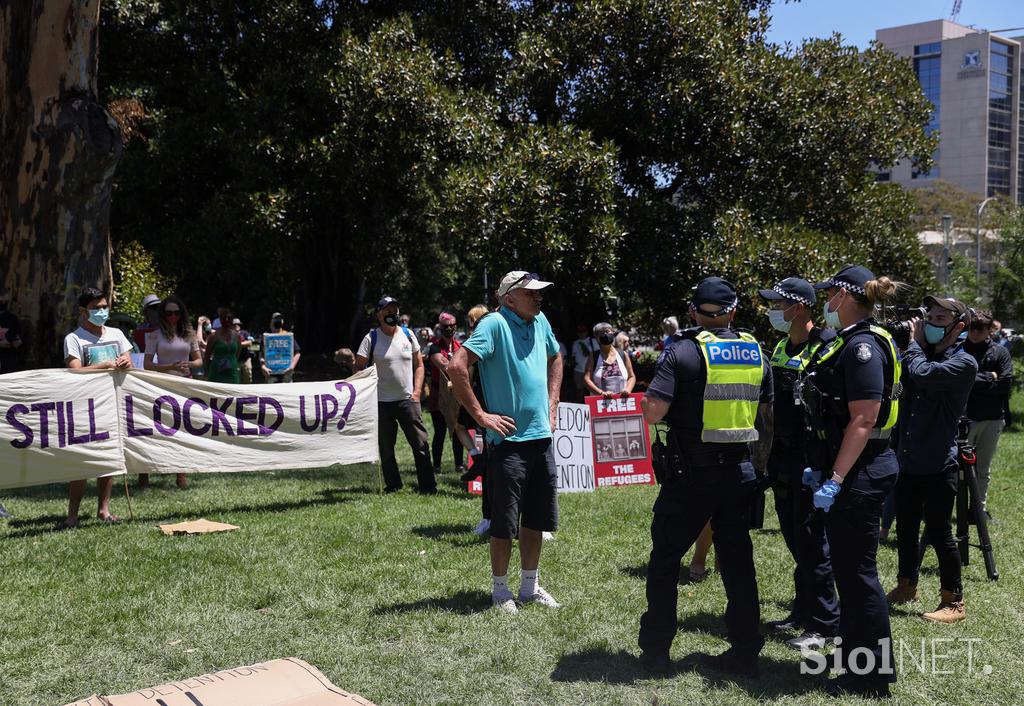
left=767, top=327, right=840, bottom=638
left=638, top=327, right=773, bottom=664
left=803, top=320, right=899, bottom=689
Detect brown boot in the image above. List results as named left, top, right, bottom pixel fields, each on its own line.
left=885, top=577, right=918, bottom=604
left=923, top=590, right=966, bottom=623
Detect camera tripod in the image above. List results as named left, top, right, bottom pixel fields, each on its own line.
left=917, top=421, right=999, bottom=581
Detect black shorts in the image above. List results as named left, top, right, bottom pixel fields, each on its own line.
left=487, top=438, right=558, bottom=539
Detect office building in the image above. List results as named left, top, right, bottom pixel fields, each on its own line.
left=875, top=20, right=1023, bottom=205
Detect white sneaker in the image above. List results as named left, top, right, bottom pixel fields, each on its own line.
left=492, top=590, right=518, bottom=613
left=542, top=531, right=554, bottom=541
left=472, top=518, right=491, bottom=536
left=519, top=586, right=560, bottom=608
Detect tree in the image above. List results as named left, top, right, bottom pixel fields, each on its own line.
left=0, top=1, right=123, bottom=366
left=991, top=207, right=1024, bottom=325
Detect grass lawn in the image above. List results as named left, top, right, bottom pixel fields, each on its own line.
left=2, top=394, right=1023, bottom=705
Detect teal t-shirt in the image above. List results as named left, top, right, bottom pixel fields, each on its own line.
left=464, top=307, right=560, bottom=444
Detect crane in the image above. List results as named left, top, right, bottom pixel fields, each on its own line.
left=951, top=0, right=962, bottom=22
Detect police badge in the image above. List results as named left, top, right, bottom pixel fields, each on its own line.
left=855, top=343, right=872, bottom=363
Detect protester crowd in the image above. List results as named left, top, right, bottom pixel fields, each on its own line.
left=0, top=269, right=1020, bottom=698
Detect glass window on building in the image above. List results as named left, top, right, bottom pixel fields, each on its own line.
left=912, top=49, right=941, bottom=180
left=988, top=41, right=1014, bottom=198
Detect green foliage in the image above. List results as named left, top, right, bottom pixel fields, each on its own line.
left=100, top=0, right=939, bottom=348
left=113, top=240, right=176, bottom=317
left=992, top=207, right=1024, bottom=325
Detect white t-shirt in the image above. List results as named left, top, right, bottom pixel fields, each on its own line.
left=357, top=327, right=420, bottom=402
left=63, top=326, right=133, bottom=366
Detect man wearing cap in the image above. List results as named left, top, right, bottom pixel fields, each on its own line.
left=427, top=311, right=465, bottom=474
left=133, top=294, right=162, bottom=351
left=885, top=296, right=976, bottom=624
left=758, top=278, right=839, bottom=652
left=447, top=271, right=563, bottom=613
left=638, top=277, right=773, bottom=676
left=355, top=297, right=436, bottom=494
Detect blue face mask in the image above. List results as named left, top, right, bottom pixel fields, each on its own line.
left=823, top=292, right=843, bottom=329
left=767, top=309, right=792, bottom=333
left=924, top=322, right=949, bottom=345
left=87, top=308, right=109, bottom=326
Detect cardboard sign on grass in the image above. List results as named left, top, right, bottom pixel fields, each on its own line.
left=63, top=657, right=375, bottom=706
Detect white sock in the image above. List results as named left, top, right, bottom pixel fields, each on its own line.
left=492, top=574, right=510, bottom=596
left=520, top=569, right=538, bottom=597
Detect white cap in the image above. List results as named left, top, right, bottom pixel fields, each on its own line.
left=141, top=294, right=161, bottom=310
left=496, top=271, right=554, bottom=298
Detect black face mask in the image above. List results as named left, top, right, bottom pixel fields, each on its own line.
left=598, top=331, right=616, bottom=345
left=441, top=326, right=456, bottom=337
left=383, top=314, right=399, bottom=327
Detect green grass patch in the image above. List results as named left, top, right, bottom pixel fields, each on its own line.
left=2, top=400, right=1023, bottom=704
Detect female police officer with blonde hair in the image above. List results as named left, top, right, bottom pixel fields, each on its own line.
left=800, top=265, right=901, bottom=698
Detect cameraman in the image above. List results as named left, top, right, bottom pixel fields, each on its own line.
left=886, top=297, right=976, bottom=624
left=963, top=310, right=1013, bottom=520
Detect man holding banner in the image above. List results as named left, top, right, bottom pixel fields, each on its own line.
left=58, top=287, right=133, bottom=530
left=448, top=271, right=563, bottom=614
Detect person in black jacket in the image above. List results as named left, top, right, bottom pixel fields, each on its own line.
left=885, top=296, right=976, bottom=624
left=964, top=310, right=1014, bottom=520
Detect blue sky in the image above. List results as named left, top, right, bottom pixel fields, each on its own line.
left=766, top=0, right=1023, bottom=48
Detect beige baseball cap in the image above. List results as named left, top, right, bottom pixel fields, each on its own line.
left=496, top=271, right=553, bottom=298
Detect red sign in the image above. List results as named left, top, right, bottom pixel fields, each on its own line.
left=466, top=428, right=483, bottom=495
left=586, top=394, right=655, bottom=487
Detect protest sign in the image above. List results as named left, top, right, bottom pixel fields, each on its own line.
left=158, top=519, right=240, bottom=535
left=465, top=403, right=594, bottom=494
left=118, top=369, right=377, bottom=475
left=586, top=394, right=654, bottom=488
left=0, top=369, right=125, bottom=488
left=553, top=402, right=594, bottom=492
left=0, top=368, right=379, bottom=489
left=62, top=657, right=376, bottom=706
left=263, top=333, right=294, bottom=374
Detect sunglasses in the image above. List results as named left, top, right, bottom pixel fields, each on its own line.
left=506, top=272, right=539, bottom=292
left=164, top=310, right=181, bottom=318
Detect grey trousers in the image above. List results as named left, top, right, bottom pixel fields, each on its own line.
left=968, top=418, right=1005, bottom=511
left=379, top=399, right=436, bottom=493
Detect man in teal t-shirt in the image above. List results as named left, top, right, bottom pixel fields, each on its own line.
left=449, top=271, right=563, bottom=614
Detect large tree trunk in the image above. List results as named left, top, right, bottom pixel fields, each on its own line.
left=0, top=0, right=122, bottom=368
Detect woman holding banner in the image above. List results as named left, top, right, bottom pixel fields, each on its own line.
left=143, top=295, right=202, bottom=490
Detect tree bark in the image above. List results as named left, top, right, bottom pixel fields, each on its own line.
left=1, top=0, right=122, bottom=368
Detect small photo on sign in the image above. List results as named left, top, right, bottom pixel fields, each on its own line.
left=83, top=342, right=121, bottom=367
left=593, top=416, right=647, bottom=462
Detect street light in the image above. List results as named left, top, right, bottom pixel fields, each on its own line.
left=976, top=197, right=997, bottom=302
left=940, top=214, right=953, bottom=286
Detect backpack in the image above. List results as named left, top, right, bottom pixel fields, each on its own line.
left=367, top=325, right=417, bottom=366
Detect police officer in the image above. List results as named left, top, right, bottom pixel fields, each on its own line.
left=638, top=277, right=773, bottom=677
left=801, top=265, right=901, bottom=698
left=757, top=278, right=839, bottom=651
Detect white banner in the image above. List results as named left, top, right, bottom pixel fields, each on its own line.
left=553, top=402, right=595, bottom=493
left=0, top=368, right=379, bottom=489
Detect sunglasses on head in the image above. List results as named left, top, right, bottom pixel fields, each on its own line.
left=507, top=272, right=540, bottom=291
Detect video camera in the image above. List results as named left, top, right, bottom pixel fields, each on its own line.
left=880, top=304, right=927, bottom=350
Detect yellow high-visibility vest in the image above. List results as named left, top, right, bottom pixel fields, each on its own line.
left=810, top=323, right=902, bottom=432
left=695, top=330, right=765, bottom=443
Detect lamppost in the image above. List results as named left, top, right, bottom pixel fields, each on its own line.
left=940, top=214, right=953, bottom=287
left=976, top=197, right=997, bottom=302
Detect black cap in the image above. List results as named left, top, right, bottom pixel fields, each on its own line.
left=923, top=295, right=969, bottom=318
left=813, top=265, right=875, bottom=296
left=758, top=277, right=816, bottom=307
left=692, top=277, right=738, bottom=314
left=376, top=296, right=399, bottom=311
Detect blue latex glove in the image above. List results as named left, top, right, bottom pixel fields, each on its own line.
left=813, top=479, right=842, bottom=512
left=802, top=467, right=822, bottom=488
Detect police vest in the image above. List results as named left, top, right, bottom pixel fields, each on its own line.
left=770, top=336, right=825, bottom=373
left=807, top=321, right=901, bottom=433
left=694, top=330, right=765, bottom=443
